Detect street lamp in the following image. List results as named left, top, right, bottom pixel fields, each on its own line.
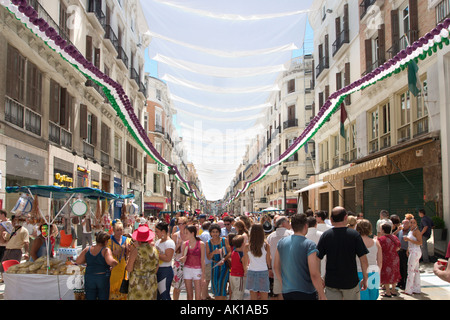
left=249, top=189, right=254, bottom=214
left=168, top=166, right=176, bottom=217
left=281, top=166, right=289, bottom=214
left=189, top=190, right=193, bottom=215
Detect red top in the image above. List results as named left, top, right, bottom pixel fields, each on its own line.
left=230, top=250, right=245, bottom=277
left=184, top=240, right=202, bottom=269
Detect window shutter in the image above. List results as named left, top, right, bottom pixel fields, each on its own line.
left=345, top=62, right=351, bottom=105
left=378, top=24, right=386, bottom=64
left=60, top=87, right=67, bottom=126
left=325, top=85, right=330, bottom=100
left=91, top=114, right=98, bottom=147
left=336, top=72, right=342, bottom=91
left=391, top=10, right=399, bottom=54
left=65, top=93, right=72, bottom=131
left=94, top=48, right=101, bottom=68
left=27, top=62, right=42, bottom=112
left=409, top=0, right=418, bottom=42
left=324, top=34, right=329, bottom=64
left=49, top=80, right=60, bottom=123
left=319, top=92, right=324, bottom=109
left=86, top=36, right=93, bottom=62
left=335, top=16, right=341, bottom=39
left=343, top=4, right=349, bottom=40
left=365, top=39, right=372, bottom=73
left=80, top=104, right=88, bottom=139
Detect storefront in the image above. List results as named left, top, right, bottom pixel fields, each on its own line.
left=53, top=157, right=74, bottom=188
left=113, top=177, right=123, bottom=220
left=5, top=146, right=45, bottom=212
left=144, top=202, right=165, bottom=217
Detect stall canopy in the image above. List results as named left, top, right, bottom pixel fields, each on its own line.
left=6, top=185, right=135, bottom=200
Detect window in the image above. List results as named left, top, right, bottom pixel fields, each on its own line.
left=398, top=91, right=411, bottom=142
left=368, top=102, right=391, bottom=153
left=80, top=104, right=97, bottom=147
left=343, top=122, right=357, bottom=161
left=332, top=135, right=339, bottom=168
left=5, top=45, right=43, bottom=136
left=114, top=135, right=122, bottom=161
left=153, top=173, right=161, bottom=194
left=319, top=140, right=329, bottom=172
left=287, top=79, right=295, bottom=94
left=436, top=0, right=450, bottom=24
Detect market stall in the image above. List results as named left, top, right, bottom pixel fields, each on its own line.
left=4, top=185, right=134, bottom=300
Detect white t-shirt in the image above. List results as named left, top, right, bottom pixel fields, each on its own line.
left=156, top=238, right=175, bottom=267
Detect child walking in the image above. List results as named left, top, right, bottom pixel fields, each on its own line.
left=229, top=235, right=248, bottom=300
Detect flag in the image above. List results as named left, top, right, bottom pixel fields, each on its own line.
left=408, top=59, right=421, bottom=97
left=340, top=103, right=347, bottom=138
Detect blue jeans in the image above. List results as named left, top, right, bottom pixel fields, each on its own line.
left=84, top=272, right=111, bottom=300
left=157, top=266, right=174, bottom=300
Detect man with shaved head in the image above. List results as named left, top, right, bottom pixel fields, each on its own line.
left=316, top=206, right=369, bottom=300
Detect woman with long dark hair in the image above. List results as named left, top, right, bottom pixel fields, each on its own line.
left=155, top=221, right=175, bottom=300
left=180, top=225, right=205, bottom=300
left=246, top=223, right=271, bottom=300
left=206, top=223, right=231, bottom=300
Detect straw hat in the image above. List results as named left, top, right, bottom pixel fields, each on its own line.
left=132, top=225, right=155, bottom=242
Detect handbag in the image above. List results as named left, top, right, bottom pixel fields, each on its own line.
left=119, top=269, right=129, bottom=294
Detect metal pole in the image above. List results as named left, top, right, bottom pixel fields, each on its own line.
left=170, top=181, right=174, bottom=218
left=284, top=181, right=287, bottom=214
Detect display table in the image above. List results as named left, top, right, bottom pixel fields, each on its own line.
left=4, top=273, right=78, bottom=300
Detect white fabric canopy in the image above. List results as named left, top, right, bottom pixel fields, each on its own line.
left=141, top=0, right=313, bottom=200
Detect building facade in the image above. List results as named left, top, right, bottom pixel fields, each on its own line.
left=0, top=0, right=150, bottom=219
left=308, top=0, right=449, bottom=254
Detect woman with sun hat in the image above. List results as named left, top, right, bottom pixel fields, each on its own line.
left=126, top=224, right=159, bottom=300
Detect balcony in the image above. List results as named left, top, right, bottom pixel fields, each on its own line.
left=130, top=67, right=140, bottom=85
left=360, top=0, right=377, bottom=20
left=87, top=0, right=106, bottom=28
left=117, top=45, right=129, bottom=68
left=28, top=0, right=75, bottom=50
left=5, top=96, right=42, bottom=136
left=103, top=24, right=119, bottom=53
left=363, top=58, right=384, bottom=76
left=155, top=124, right=164, bottom=134
left=387, top=30, right=418, bottom=59
left=436, top=0, right=450, bottom=24
left=83, top=141, right=95, bottom=157
left=139, top=81, right=147, bottom=95
left=49, top=122, right=72, bottom=149
left=332, top=29, right=349, bottom=57
left=315, top=56, right=329, bottom=79
left=283, top=119, right=298, bottom=130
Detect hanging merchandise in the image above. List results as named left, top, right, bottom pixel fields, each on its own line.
left=120, top=201, right=128, bottom=223
left=10, top=193, right=33, bottom=217
left=127, top=201, right=139, bottom=216
left=71, top=196, right=88, bottom=217
left=28, top=195, right=41, bottom=224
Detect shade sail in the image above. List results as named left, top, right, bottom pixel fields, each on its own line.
left=6, top=186, right=134, bottom=200
left=294, top=181, right=329, bottom=194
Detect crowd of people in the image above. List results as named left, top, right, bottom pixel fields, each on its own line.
left=0, top=206, right=449, bottom=301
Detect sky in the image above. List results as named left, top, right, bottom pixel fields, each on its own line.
left=141, top=1, right=314, bottom=200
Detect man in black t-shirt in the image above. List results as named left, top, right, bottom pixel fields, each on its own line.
left=317, top=206, right=369, bottom=300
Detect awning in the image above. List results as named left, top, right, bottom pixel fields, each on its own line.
left=294, top=181, right=329, bottom=194
left=323, top=155, right=388, bottom=182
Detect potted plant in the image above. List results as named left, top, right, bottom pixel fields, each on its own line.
left=432, top=216, right=446, bottom=241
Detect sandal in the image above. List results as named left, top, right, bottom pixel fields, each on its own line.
left=382, top=293, right=392, bottom=298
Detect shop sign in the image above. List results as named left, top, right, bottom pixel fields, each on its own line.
left=6, top=146, right=45, bottom=181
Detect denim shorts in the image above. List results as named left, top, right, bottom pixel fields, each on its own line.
left=246, top=270, right=270, bottom=293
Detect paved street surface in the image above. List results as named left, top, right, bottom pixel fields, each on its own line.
left=0, top=254, right=447, bottom=300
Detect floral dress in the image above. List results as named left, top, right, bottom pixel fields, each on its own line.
left=127, top=243, right=159, bottom=300
left=379, top=234, right=401, bottom=285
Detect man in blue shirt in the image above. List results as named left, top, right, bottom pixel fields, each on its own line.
left=274, top=213, right=326, bottom=300
left=418, top=209, right=434, bottom=263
